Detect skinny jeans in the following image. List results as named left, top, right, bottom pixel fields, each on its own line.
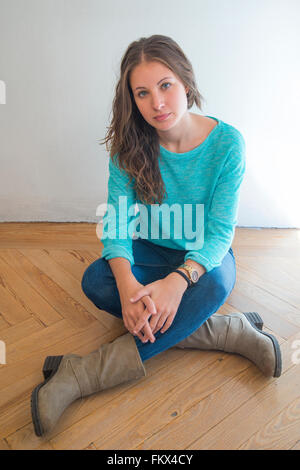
left=81, top=238, right=236, bottom=362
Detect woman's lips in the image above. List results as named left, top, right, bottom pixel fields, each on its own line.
left=154, top=113, right=171, bottom=121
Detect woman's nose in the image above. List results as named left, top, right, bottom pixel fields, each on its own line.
left=151, top=93, right=165, bottom=110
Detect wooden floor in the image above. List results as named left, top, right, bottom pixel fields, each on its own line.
left=0, top=223, right=300, bottom=450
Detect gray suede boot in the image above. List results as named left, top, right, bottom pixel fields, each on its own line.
left=175, top=312, right=282, bottom=378
left=31, top=333, right=146, bottom=437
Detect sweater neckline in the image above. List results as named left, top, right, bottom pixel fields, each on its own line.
left=159, top=115, right=221, bottom=157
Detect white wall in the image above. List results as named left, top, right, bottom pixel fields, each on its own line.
left=0, top=0, right=299, bottom=227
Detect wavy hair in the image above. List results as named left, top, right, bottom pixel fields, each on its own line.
left=100, top=34, right=204, bottom=204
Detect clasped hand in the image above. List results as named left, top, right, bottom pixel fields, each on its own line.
left=129, top=276, right=186, bottom=343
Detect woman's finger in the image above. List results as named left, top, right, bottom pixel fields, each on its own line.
left=142, top=295, right=157, bottom=315
left=133, top=304, right=153, bottom=334
left=130, top=287, right=150, bottom=303
left=133, top=312, right=148, bottom=335
left=153, top=313, right=168, bottom=334
left=161, top=312, right=176, bottom=333
left=135, top=322, right=155, bottom=343
left=150, top=311, right=164, bottom=333
left=142, top=321, right=156, bottom=343
left=149, top=315, right=160, bottom=332
left=134, top=316, right=156, bottom=342
left=135, top=330, right=146, bottom=342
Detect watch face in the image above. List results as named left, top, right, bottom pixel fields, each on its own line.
left=191, top=271, right=199, bottom=282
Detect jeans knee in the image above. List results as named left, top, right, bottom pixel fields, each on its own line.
left=81, top=265, right=91, bottom=297
left=81, top=264, right=93, bottom=299
left=214, top=280, right=230, bottom=303
left=206, top=273, right=235, bottom=305
left=81, top=257, right=107, bottom=299
left=81, top=258, right=122, bottom=316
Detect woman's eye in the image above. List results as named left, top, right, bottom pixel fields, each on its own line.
left=137, top=82, right=171, bottom=98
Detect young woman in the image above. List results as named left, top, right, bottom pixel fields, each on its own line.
left=31, top=35, right=282, bottom=437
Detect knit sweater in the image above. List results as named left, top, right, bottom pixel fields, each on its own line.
left=100, top=115, right=246, bottom=272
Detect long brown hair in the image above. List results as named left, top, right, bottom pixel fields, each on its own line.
left=100, top=34, right=204, bottom=204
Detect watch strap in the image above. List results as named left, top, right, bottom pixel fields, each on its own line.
left=178, top=263, right=199, bottom=284
left=172, top=269, right=192, bottom=288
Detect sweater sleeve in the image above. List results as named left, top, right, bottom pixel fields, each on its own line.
left=184, top=133, right=246, bottom=272
left=100, top=155, right=137, bottom=266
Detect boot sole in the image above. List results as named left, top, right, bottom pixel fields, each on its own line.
left=243, top=313, right=282, bottom=377
left=31, top=355, right=64, bottom=437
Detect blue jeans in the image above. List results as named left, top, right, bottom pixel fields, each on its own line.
left=81, top=238, right=236, bottom=363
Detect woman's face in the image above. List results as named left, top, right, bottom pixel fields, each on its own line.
left=129, top=61, right=189, bottom=130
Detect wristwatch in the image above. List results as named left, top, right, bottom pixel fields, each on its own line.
left=173, top=263, right=199, bottom=288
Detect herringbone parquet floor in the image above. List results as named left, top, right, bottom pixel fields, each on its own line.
left=0, top=223, right=299, bottom=450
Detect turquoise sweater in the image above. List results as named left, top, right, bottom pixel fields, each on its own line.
left=100, top=116, right=246, bottom=272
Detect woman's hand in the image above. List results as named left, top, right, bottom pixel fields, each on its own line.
left=118, top=278, right=158, bottom=343
left=129, top=273, right=188, bottom=336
